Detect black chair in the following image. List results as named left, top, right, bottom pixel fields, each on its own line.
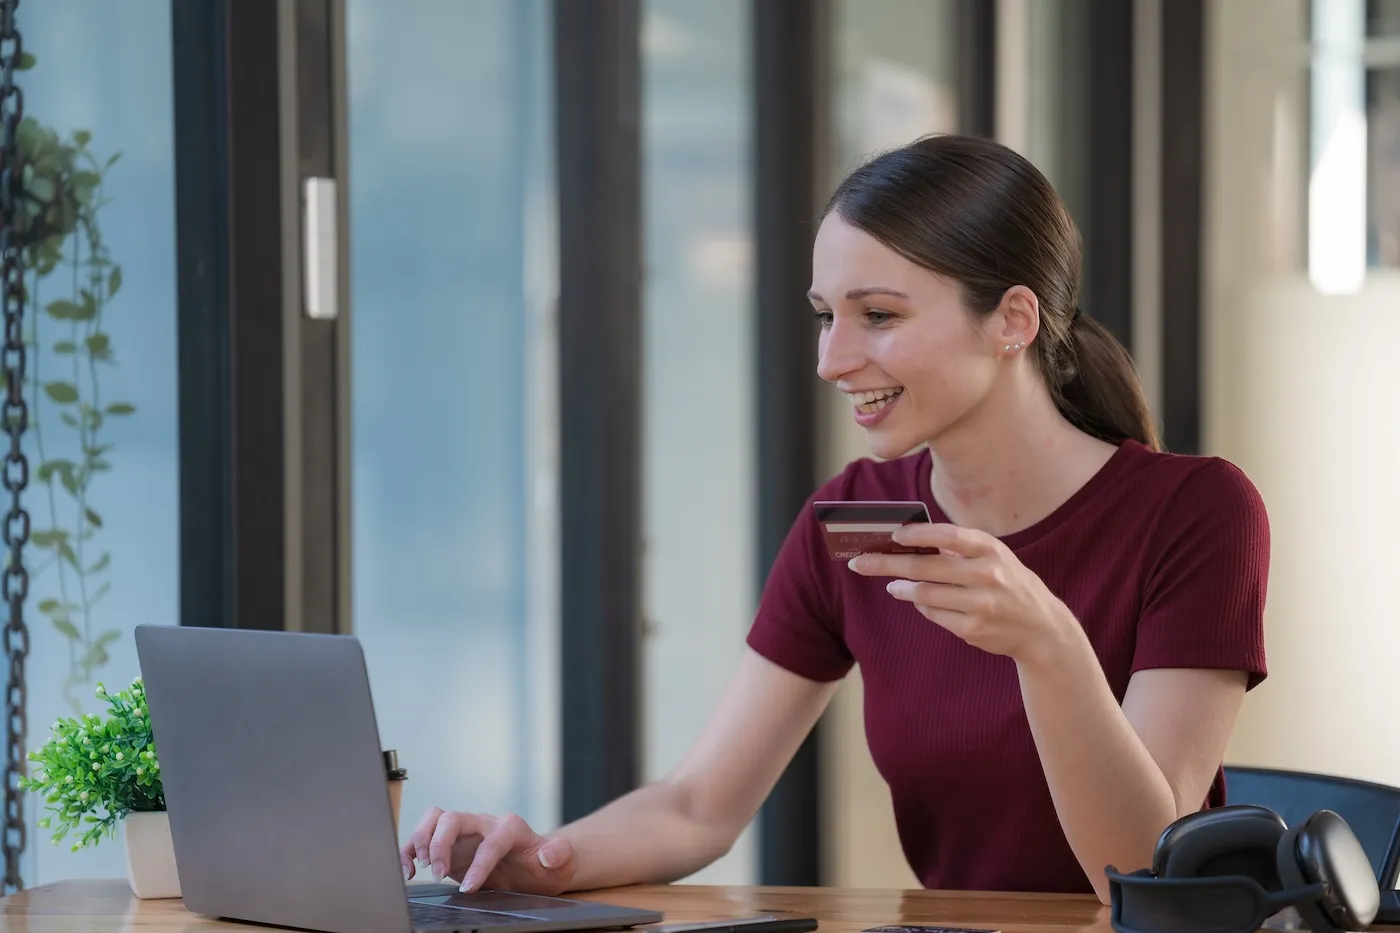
left=1225, top=765, right=1400, bottom=885
left=1225, top=764, right=1400, bottom=923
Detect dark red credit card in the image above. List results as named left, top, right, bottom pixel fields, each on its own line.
left=813, top=500, right=935, bottom=560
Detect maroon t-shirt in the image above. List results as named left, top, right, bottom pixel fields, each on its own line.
left=746, top=439, right=1269, bottom=894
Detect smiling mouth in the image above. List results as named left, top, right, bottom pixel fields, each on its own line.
left=845, top=387, right=904, bottom=414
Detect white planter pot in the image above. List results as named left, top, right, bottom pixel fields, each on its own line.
left=122, top=810, right=181, bottom=899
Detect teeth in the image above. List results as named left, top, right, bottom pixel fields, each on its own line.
left=847, top=387, right=903, bottom=414
left=846, top=387, right=903, bottom=406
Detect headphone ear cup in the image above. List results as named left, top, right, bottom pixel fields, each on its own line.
left=1276, top=811, right=1379, bottom=933
left=1153, top=805, right=1284, bottom=875
left=1154, top=805, right=1288, bottom=888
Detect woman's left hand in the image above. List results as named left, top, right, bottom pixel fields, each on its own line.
left=848, top=522, right=1078, bottom=665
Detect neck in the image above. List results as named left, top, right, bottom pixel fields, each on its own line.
left=926, top=370, right=1119, bottom=537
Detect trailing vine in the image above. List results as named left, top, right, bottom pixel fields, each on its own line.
left=9, top=51, right=134, bottom=714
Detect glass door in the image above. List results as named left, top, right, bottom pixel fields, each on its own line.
left=344, top=0, right=560, bottom=834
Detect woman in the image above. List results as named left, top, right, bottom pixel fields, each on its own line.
left=400, top=134, right=1269, bottom=906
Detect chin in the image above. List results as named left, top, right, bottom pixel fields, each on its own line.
left=864, top=429, right=925, bottom=462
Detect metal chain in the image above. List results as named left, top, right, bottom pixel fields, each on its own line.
left=0, top=0, right=26, bottom=897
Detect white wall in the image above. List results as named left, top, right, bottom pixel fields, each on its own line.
left=1203, top=0, right=1400, bottom=784
left=1204, top=273, right=1400, bottom=781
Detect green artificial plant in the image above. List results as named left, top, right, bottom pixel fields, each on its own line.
left=18, top=677, right=163, bottom=852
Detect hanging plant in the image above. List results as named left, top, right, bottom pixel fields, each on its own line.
left=8, top=51, right=136, bottom=715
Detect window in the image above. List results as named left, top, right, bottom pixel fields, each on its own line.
left=639, top=0, right=756, bottom=884
left=345, top=0, right=559, bottom=832
left=18, top=0, right=179, bottom=885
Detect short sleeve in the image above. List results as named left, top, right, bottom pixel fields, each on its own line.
left=1132, top=458, right=1270, bottom=689
left=745, top=491, right=854, bottom=683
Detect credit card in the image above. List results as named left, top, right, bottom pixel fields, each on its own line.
left=813, top=500, right=935, bottom=560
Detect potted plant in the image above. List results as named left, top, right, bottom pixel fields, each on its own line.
left=19, top=676, right=178, bottom=898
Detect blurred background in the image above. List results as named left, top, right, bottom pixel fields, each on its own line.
left=5, top=0, right=1399, bottom=893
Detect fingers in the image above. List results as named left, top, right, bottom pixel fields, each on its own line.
left=849, top=551, right=976, bottom=583
left=892, top=522, right=995, bottom=556
left=459, top=813, right=534, bottom=893
left=400, top=808, right=572, bottom=892
left=885, top=579, right=987, bottom=614
left=912, top=602, right=965, bottom=634
left=430, top=812, right=492, bottom=882
left=404, top=806, right=444, bottom=879
left=536, top=834, right=575, bottom=873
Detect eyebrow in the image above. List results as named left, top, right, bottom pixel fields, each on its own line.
left=806, top=286, right=910, bottom=302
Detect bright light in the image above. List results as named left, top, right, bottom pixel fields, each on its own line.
left=1308, top=0, right=1368, bottom=296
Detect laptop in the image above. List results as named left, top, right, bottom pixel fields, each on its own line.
left=134, top=625, right=665, bottom=933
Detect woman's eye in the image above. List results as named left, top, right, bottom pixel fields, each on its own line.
left=814, top=310, right=833, bottom=327
left=865, top=309, right=894, bottom=325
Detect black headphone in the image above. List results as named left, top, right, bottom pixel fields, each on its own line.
left=1106, top=804, right=1382, bottom=933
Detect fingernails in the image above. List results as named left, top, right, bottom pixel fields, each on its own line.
left=432, top=862, right=445, bottom=882
left=539, top=848, right=556, bottom=869
left=459, top=874, right=476, bottom=893
left=403, top=865, right=412, bottom=881
left=847, top=557, right=862, bottom=572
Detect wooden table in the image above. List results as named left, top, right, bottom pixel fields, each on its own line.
left=1, top=880, right=1113, bottom=933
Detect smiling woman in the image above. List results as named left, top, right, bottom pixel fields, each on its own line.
left=759, top=133, right=1268, bottom=903
left=399, top=132, right=1270, bottom=909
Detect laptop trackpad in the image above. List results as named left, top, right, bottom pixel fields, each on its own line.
left=409, top=884, right=469, bottom=899
left=410, top=890, right=579, bottom=918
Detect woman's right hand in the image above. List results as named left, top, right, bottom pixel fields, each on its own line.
left=400, top=807, right=576, bottom=895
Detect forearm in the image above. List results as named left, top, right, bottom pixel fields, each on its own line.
left=1017, top=615, right=1178, bottom=905
left=556, top=779, right=739, bottom=891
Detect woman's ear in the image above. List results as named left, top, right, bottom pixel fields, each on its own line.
left=989, top=284, right=1040, bottom=353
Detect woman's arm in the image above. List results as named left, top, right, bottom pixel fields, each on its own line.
left=559, top=649, right=840, bottom=890
left=1016, top=611, right=1248, bottom=905
left=850, top=520, right=1254, bottom=906
left=408, top=648, right=840, bottom=894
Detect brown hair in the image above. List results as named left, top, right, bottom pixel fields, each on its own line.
left=823, top=134, right=1161, bottom=451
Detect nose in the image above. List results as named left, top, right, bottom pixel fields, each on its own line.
left=816, top=318, right=865, bottom=384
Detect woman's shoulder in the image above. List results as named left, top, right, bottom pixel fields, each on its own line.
left=1102, top=443, right=1271, bottom=593
left=1116, top=441, right=1269, bottom=530
left=1111, top=443, right=1271, bottom=688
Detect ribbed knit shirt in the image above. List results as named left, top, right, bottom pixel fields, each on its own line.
left=746, top=439, right=1270, bottom=894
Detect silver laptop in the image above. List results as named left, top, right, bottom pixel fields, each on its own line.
left=134, top=625, right=664, bottom=933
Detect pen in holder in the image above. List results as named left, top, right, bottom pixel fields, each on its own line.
left=384, top=749, right=408, bottom=832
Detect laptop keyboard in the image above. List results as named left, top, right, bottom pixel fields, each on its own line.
left=410, top=903, right=534, bottom=931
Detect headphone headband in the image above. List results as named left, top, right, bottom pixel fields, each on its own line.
left=1108, top=805, right=1379, bottom=933
left=1108, top=865, right=1327, bottom=933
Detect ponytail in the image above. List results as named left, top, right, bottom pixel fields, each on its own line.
left=1051, top=313, right=1161, bottom=451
